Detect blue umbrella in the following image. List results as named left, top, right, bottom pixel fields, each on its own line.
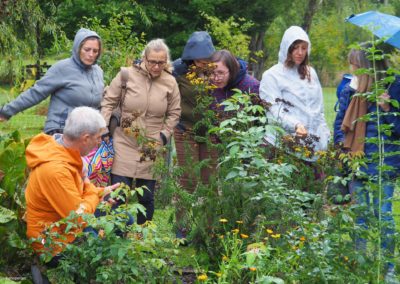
left=347, top=11, right=400, bottom=49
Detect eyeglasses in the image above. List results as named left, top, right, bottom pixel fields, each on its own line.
left=211, top=70, right=229, bottom=79
left=146, top=57, right=167, bottom=67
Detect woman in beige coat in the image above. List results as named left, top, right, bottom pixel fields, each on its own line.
left=101, top=39, right=181, bottom=224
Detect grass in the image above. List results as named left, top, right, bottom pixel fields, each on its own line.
left=323, top=87, right=337, bottom=130
left=0, top=84, right=49, bottom=138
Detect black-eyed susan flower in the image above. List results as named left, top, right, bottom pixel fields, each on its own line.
left=197, top=274, right=208, bottom=281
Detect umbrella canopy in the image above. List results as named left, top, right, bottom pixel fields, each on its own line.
left=347, top=11, right=400, bottom=49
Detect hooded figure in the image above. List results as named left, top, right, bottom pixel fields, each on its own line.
left=0, top=28, right=104, bottom=134
left=259, top=26, right=330, bottom=160
left=172, top=31, right=215, bottom=130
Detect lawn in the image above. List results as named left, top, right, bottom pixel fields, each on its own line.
left=323, top=87, right=337, bottom=130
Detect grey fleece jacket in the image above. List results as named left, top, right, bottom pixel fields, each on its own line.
left=0, top=28, right=104, bottom=133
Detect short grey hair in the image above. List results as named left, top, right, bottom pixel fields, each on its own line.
left=141, top=38, right=171, bottom=64
left=63, top=107, right=106, bottom=140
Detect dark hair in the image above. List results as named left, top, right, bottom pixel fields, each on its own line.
left=348, top=42, right=388, bottom=93
left=285, top=40, right=310, bottom=81
left=210, top=49, right=240, bottom=87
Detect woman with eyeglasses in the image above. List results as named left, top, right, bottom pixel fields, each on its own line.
left=210, top=49, right=260, bottom=110
left=259, top=26, right=330, bottom=160
left=101, top=39, right=181, bottom=224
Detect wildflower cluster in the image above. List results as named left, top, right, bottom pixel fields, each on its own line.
left=121, top=111, right=163, bottom=162
left=186, top=63, right=217, bottom=93
left=281, top=133, right=320, bottom=158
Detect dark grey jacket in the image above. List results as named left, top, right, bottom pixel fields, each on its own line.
left=0, top=28, right=104, bottom=133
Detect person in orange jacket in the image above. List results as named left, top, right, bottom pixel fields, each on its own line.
left=25, top=106, right=120, bottom=263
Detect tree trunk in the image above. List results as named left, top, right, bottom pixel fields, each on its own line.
left=248, top=30, right=267, bottom=80
left=302, top=0, right=319, bottom=33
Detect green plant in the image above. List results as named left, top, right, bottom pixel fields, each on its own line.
left=35, top=185, right=179, bottom=283
left=0, top=131, right=31, bottom=272
left=82, top=12, right=146, bottom=84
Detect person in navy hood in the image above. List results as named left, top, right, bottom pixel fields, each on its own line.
left=172, top=31, right=216, bottom=242
left=0, top=28, right=104, bottom=134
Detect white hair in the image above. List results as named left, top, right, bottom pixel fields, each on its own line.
left=141, top=38, right=171, bottom=64
left=63, top=107, right=106, bottom=140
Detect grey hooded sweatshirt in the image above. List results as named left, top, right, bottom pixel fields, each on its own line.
left=0, top=28, right=104, bottom=133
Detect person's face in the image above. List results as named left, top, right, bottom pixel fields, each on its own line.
left=79, top=39, right=100, bottom=66
left=193, top=59, right=210, bottom=69
left=210, top=61, right=230, bottom=88
left=290, top=41, right=308, bottom=65
left=79, top=129, right=104, bottom=156
left=350, top=63, right=358, bottom=72
left=145, top=50, right=167, bottom=77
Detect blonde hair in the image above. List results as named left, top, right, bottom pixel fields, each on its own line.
left=141, top=38, right=171, bottom=70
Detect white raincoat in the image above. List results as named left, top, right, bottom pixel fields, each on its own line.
left=260, top=26, right=330, bottom=159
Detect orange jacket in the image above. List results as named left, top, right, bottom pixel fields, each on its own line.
left=25, top=133, right=103, bottom=255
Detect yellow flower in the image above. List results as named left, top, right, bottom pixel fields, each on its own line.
left=219, top=235, right=224, bottom=239
left=222, top=255, right=228, bottom=262
left=231, top=228, right=239, bottom=234
left=98, top=229, right=105, bottom=239
left=249, top=267, right=257, bottom=272
left=216, top=272, right=222, bottom=278
left=292, top=245, right=298, bottom=250
left=271, top=234, right=281, bottom=239
left=240, top=234, right=249, bottom=239
left=266, top=229, right=273, bottom=234
left=219, top=218, right=228, bottom=223
left=299, top=236, right=306, bottom=242
left=197, top=274, right=208, bottom=281
left=236, top=220, right=244, bottom=224
left=344, top=256, right=349, bottom=262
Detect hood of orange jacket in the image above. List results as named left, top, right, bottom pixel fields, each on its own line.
left=26, top=133, right=82, bottom=171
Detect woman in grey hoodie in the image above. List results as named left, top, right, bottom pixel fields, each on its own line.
left=0, top=28, right=104, bottom=134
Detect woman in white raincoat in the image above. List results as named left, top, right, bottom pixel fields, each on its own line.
left=260, top=26, right=330, bottom=161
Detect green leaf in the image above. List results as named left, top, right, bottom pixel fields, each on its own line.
left=7, top=231, right=27, bottom=249
left=229, top=145, right=240, bottom=156
left=0, top=206, right=16, bottom=223
left=225, top=171, right=238, bottom=180
left=104, top=222, right=114, bottom=235
left=257, top=275, right=285, bottom=284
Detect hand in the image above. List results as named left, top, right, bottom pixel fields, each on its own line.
left=102, top=182, right=121, bottom=205
left=378, top=92, right=391, bottom=112
left=295, top=123, right=308, bottom=138
left=102, top=133, right=110, bottom=144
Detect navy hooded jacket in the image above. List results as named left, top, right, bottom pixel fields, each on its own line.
left=333, top=76, right=400, bottom=177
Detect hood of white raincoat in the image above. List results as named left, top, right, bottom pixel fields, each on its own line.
left=278, top=26, right=311, bottom=64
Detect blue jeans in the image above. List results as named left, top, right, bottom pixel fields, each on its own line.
left=349, top=179, right=395, bottom=268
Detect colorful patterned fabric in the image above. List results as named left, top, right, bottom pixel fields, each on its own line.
left=83, top=139, right=114, bottom=187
